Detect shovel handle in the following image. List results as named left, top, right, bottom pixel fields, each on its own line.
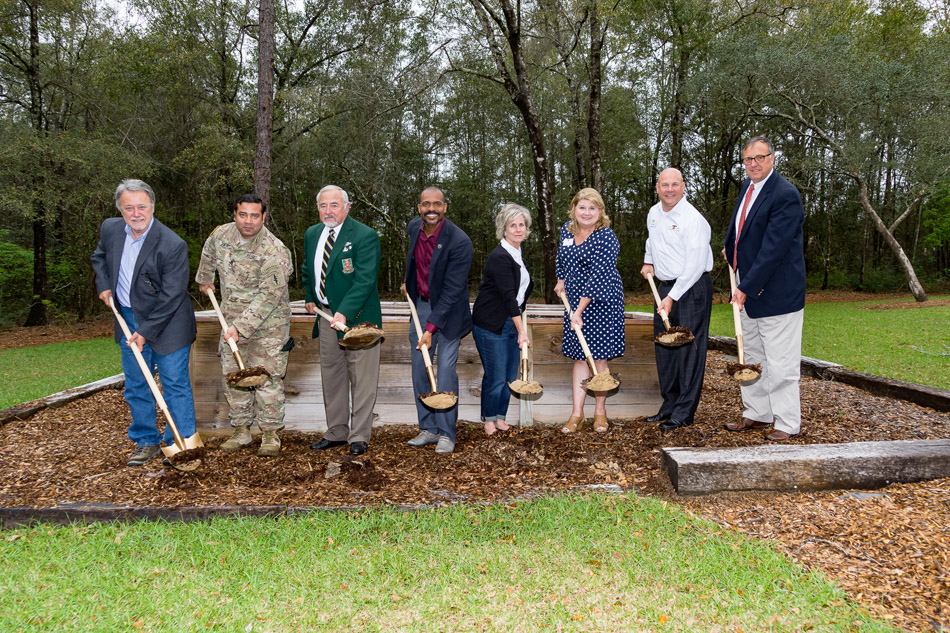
left=405, top=292, right=438, bottom=392
left=312, top=306, right=348, bottom=332
left=108, top=297, right=186, bottom=450
left=645, top=273, right=673, bottom=330
left=559, top=291, right=598, bottom=376
left=728, top=266, right=746, bottom=365
left=520, top=341, right=530, bottom=381
left=205, top=289, right=245, bottom=370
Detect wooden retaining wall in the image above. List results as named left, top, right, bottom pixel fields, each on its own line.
left=190, top=302, right=662, bottom=432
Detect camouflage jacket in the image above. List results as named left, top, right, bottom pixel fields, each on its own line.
left=195, top=222, right=292, bottom=338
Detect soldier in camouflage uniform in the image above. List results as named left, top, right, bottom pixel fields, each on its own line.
left=195, top=193, right=293, bottom=457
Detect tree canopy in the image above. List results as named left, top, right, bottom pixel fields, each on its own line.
left=1, top=0, right=947, bottom=325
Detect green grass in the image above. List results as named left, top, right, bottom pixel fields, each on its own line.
left=0, top=337, right=120, bottom=409
left=630, top=295, right=950, bottom=389
left=0, top=494, right=897, bottom=632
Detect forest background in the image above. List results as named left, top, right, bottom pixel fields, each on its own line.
left=1, top=0, right=949, bottom=328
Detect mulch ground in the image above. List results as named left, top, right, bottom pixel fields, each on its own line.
left=1, top=352, right=948, bottom=631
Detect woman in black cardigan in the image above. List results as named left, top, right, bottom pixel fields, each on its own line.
left=471, top=203, right=534, bottom=435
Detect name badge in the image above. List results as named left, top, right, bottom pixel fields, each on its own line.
left=562, top=237, right=573, bottom=246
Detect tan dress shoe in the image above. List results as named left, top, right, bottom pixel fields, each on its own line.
left=765, top=429, right=795, bottom=441
left=724, top=417, right=769, bottom=432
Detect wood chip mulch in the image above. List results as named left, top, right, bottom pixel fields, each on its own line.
left=1, top=352, right=948, bottom=631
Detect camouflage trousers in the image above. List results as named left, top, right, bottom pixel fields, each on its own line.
left=219, top=331, right=289, bottom=431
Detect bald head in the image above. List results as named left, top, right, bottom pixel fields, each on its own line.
left=656, top=168, right=685, bottom=212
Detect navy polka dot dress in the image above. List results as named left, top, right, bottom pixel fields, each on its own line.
left=556, top=222, right=626, bottom=361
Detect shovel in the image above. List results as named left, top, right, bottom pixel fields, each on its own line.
left=558, top=291, right=620, bottom=391
left=108, top=297, right=204, bottom=472
left=726, top=266, right=762, bottom=381
left=311, top=306, right=384, bottom=348
left=645, top=273, right=694, bottom=347
left=205, top=289, right=270, bottom=388
left=508, top=339, right=542, bottom=395
left=405, top=292, right=458, bottom=409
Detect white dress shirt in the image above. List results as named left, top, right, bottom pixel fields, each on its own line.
left=313, top=224, right=338, bottom=305
left=643, top=197, right=713, bottom=302
left=500, top=238, right=530, bottom=306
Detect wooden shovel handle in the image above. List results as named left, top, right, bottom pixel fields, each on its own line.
left=559, top=291, right=598, bottom=376
left=404, top=292, right=438, bottom=392
left=727, top=266, right=746, bottom=365
left=645, top=273, right=673, bottom=330
left=312, top=305, right=348, bottom=332
left=205, top=289, right=245, bottom=370
left=109, top=297, right=186, bottom=449
left=520, top=341, right=529, bottom=381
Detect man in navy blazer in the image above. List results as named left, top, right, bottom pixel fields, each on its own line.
left=723, top=136, right=806, bottom=441
left=401, top=186, right=474, bottom=454
left=91, top=179, right=197, bottom=466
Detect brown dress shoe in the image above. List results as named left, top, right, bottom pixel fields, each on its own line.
left=724, top=417, right=769, bottom=432
left=765, top=429, right=795, bottom=441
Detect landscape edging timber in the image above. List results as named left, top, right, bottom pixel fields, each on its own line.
left=708, top=336, right=950, bottom=412
left=0, top=374, right=124, bottom=426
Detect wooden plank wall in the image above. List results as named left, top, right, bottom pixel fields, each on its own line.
left=190, top=301, right=662, bottom=433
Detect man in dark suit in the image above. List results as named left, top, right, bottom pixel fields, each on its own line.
left=723, top=136, right=806, bottom=441
left=401, top=186, right=474, bottom=454
left=302, top=185, right=383, bottom=456
left=91, top=179, right=197, bottom=466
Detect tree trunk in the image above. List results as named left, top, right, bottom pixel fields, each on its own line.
left=467, top=0, right=558, bottom=302
left=23, top=1, right=48, bottom=326
left=24, top=216, right=48, bottom=326
left=253, top=0, right=275, bottom=208
left=587, top=0, right=604, bottom=192
left=856, top=175, right=927, bottom=302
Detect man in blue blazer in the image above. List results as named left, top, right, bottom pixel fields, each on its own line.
left=401, top=186, right=474, bottom=454
left=91, top=179, right=197, bottom=466
left=723, top=136, right=806, bottom=441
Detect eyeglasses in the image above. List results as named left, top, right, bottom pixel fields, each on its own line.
left=742, top=153, right=772, bottom=165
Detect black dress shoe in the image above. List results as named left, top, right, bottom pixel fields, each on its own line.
left=658, top=419, right=693, bottom=431
left=644, top=413, right=669, bottom=423
left=310, top=438, right=347, bottom=450
left=349, top=441, right=367, bottom=455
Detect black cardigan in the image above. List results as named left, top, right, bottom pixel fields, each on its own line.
left=471, top=243, right=534, bottom=334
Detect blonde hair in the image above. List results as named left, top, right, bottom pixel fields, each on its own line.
left=495, top=203, right=532, bottom=241
left=568, top=188, right=611, bottom=234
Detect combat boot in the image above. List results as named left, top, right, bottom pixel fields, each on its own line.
left=258, top=430, right=281, bottom=457
left=220, top=425, right=253, bottom=452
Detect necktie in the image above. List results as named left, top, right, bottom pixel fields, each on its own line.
left=319, top=228, right=335, bottom=299
left=733, top=182, right=754, bottom=273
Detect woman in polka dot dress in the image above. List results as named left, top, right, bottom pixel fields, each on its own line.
left=554, top=188, right=625, bottom=433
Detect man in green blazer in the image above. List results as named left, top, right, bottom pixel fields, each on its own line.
left=302, top=185, right=383, bottom=455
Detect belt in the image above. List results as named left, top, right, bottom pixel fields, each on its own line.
left=656, top=278, right=677, bottom=285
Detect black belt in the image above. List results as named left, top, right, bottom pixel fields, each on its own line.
left=656, top=278, right=677, bottom=285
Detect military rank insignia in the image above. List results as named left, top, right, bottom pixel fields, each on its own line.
left=342, top=258, right=354, bottom=274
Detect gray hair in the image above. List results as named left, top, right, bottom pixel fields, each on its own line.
left=115, top=179, right=156, bottom=210
left=317, top=185, right=349, bottom=205
left=742, top=135, right=774, bottom=155
left=495, top=202, right=532, bottom=241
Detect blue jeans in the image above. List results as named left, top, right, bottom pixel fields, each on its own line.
left=119, top=305, right=196, bottom=447
left=472, top=319, right=519, bottom=422
left=409, top=298, right=461, bottom=443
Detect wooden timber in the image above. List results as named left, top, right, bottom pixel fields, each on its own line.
left=662, top=439, right=950, bottom=495
left=190, top=301, right=661, bottom=432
